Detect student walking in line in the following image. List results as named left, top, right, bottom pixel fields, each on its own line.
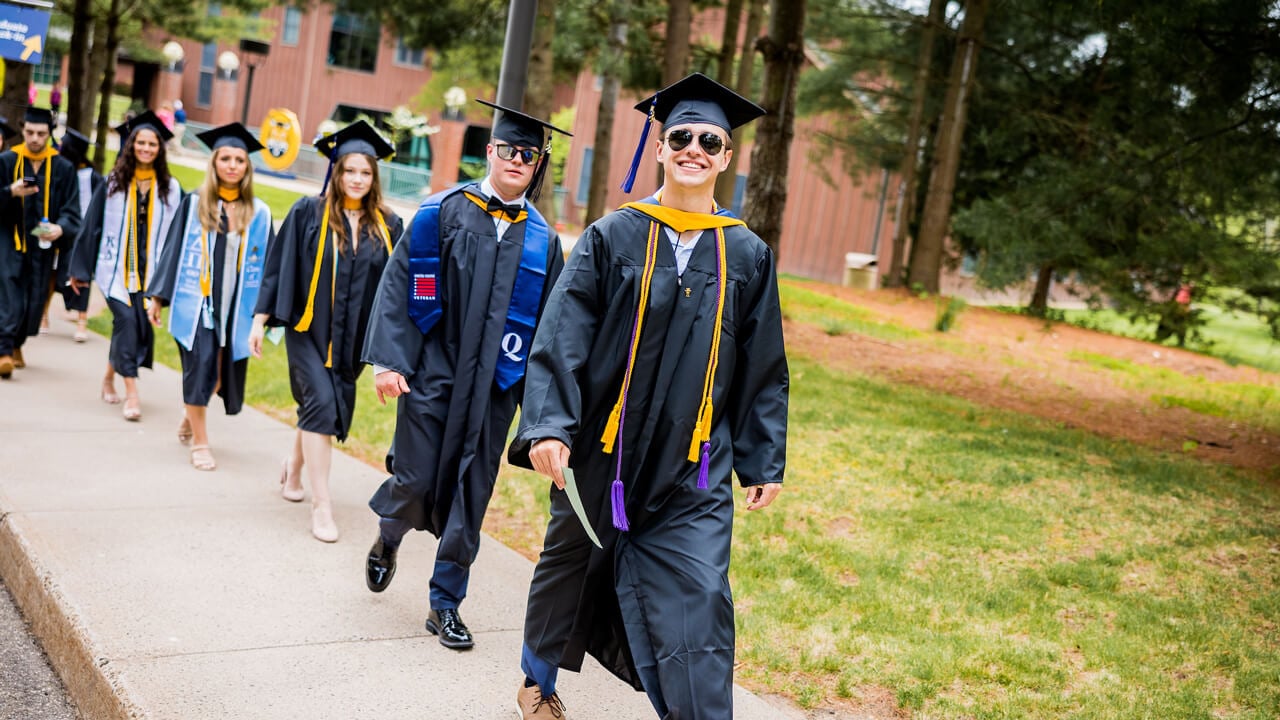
left=509, top=73, right=789, bottom=720
left=0, top=107, right=81, bottom=379
left=360, top=100, right=569, bottom=650
left=69, top=112, right=182, bottom=420
left=250, top=121, right=404, bottom=543
left=147, top=124, right=273, bottom=471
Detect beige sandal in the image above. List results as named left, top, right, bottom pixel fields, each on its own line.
left=101, top=381, right=121, bottom=405
left=122, top=395, right=141, bottom=422
left=279, top=458, right=304, bottom=502
left=190, top=445, right=217, bottom=471
left=177, top=417, right=193, bottom=445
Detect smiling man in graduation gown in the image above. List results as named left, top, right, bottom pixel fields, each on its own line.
left=361, top=100, right=570, bottom=650
left=507, top=73, right=789, bottom=720
left=0, top=107, right=81, bottom=377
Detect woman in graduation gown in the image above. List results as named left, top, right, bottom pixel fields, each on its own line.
left=147, top=123, right=274, bottom=471
left=250, top=121, right=403, bottom=543
left=69, top=112, right=182, bottom=420
left=56, top=128, right=104, bottom=343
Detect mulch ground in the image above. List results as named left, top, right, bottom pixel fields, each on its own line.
left=786, top=283, right=1280, bottom=479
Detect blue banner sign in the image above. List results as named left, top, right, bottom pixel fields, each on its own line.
left=0, top=3, right=50, bottom=65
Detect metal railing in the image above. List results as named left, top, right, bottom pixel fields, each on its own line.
left=179, top=120, right=432, bottom=202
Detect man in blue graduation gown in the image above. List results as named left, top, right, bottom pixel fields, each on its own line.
left=361, top=100, right=570, bottom=650
left=0, top=107, right=81, bottom=377
left=508, top=73, right=789, bottom=720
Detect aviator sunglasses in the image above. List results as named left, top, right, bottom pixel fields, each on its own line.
left=494, top=143, right=543, bottom=164
left=663, top=129, right=727, bottom=156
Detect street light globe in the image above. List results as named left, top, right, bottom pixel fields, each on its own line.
left=162, top=41, right=185, bottom=66
left=444, top=86, right=466, bottom=112
left=217, top=51, right=240, bottom=74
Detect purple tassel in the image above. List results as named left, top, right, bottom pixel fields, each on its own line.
left=697, top=441, right=711, bottom=489
left=611, top=479, right=630, bottom=531
left=620, top=99, right=657, bottom=193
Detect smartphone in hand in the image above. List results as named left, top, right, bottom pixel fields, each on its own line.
left=21, top=176, right=36, bottom=187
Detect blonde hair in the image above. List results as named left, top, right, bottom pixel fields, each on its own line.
left=198, top=147, right=256, bottom=234
left=326, top=153, right=388, bottom=253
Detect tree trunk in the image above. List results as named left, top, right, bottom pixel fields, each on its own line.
left=1, top=60, right=32, bottom=129
left=526, top=0, right=558, bottom=223
left=885, top=0, right=944, bottom=288
left=908, top=0, right=987, bottom=294
left=714, top=0, right=765, bottom=208
left=1029, top=264, right=1053, bottom=316
left=82, top=16, right=109, bottom=146
left=715, top=0, right=744, bottom=86
left=741, top=0, right=806, bottom=257
left=584, top=0, right=628, bottom=225
left=92, top=0, right=122, bottom=174
left=66, top=0, right=94, bottom=134
left=656, top=0, right=692, bottom=188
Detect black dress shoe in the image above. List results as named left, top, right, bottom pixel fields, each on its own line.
left=425, top=608, right=474, bottom=650
left=365, top=538, right=398, bottom=593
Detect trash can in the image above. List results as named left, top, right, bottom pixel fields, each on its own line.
left=843, top=252, right=878, bottom=290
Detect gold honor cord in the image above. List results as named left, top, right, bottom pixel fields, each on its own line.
left=10, top=149, right=56, bottom=252
left=601, top=221, right=662, bottom=454
left=688, top=226, right=727, bottom=462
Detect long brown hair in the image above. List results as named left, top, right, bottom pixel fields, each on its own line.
left=325, top=152, right=388, bottom=252
left=197, top=147, right=256, bottom=234
left=106, top=127, right=174, bottom=203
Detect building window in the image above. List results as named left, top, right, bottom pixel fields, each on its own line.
left=394, top=37, right=424, bottom=67
left=327, top=10, right=379, bottom=72
left=576, top=148, right=593, bottom=204
left=197, top=43, right=216, bottom=107
left=282, top=7, right=302, bottom=45
left=33, top=51, right=62, bottom=85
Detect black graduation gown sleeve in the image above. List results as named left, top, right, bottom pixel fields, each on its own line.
left=726, top=243, right=789, bottom=487
left=49, top=156, right=82, bottom=252
left=255, top=195, right=320, bottom=326
left=68, top=182, right=109, bottom=283
left=147, top=192, right=197, bottom=305
left=360, top=221, right=423, bottom=377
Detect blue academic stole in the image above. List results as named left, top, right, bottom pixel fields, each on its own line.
left=406, top=185, right=550, bottom=390
left=169, top=197, right=272, bottom=361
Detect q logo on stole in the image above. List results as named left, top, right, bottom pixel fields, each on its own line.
left=260, top=109, right=301, bottom=171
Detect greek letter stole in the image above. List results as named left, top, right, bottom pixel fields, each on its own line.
left=406, top=185, right=551, bottom=390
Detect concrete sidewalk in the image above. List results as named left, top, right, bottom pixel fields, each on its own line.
left=0, top=317, right=799, bottom=719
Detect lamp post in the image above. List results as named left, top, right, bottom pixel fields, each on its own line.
left=238, top=39, right=270, bottom=127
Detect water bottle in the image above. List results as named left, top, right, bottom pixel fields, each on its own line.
left=37, top=216, right=52, bottom=250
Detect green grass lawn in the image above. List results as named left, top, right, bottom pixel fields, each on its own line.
left=1059, top=306, right=1280, bottom=374
left=95, top=280, right=1280, bottom=719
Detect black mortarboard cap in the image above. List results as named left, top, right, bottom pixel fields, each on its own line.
left=314, top=119, right=395, bottom=161
left=621, top=72, right=766, bottom=192
left=196, top=123, right=264, bottom=154
left=114, top=109, right=175, bottom=143
left=59, top=129, right=91, bottom=165
left=634, top=72, right=765, bottom=134
left=475, top=99, right=572, bottom=149
left=24, top=106, right=53, bottom=126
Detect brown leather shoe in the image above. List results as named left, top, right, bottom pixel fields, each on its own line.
left=0, top=355, right=12, bottom=379
left=11, top=348, right=23, bottom=368
left=516, top=683, right=567, bottom=719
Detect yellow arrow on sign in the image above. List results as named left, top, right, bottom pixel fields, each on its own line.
left=20, top=35, right=41, bottom=61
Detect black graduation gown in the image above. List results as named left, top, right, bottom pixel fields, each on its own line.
left=362, top=190, right=565, bottom=547
left=256, top=196, right=403, bottom=441
left=57, top=168, right=104, bottom=312
left=0, top=152, right=81, bottom=355
left=149, top=193, right=271, bottom=414
left=506, top=206, right=789, bottom=719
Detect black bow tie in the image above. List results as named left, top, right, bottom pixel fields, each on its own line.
left=486, top=196, right=522, bottom=220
